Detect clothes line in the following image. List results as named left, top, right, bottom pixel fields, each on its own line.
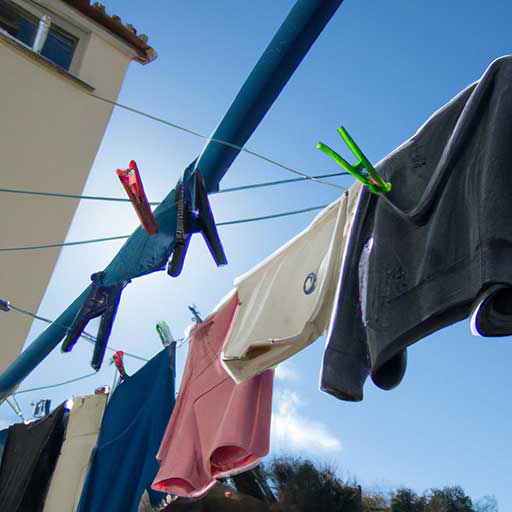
left=0, top=172, right=348, bottom=205
left=12, top=372, right=98, bottom=396
left=4, top=398, right=25, bottom=422
left=8, top=304, right=150, bottom=363
left=89, top=93, right=347, bottom=191
left=10, top=396, right=24, bottom=418
left=0, top=204, right=329, bottom=252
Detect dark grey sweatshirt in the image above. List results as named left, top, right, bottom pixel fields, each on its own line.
left=321, top=56, right=512, bottom=401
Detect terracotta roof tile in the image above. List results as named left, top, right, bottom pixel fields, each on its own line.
left=61, top=0, right=156, bottom=64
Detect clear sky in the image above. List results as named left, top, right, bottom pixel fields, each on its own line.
left=2, top=0, right=512, bottom=509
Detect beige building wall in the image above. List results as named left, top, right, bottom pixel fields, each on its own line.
left=0, top=0, right=148, bottom=373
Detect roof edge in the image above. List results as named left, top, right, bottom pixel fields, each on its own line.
left=61, top=0, right=157, bottom=64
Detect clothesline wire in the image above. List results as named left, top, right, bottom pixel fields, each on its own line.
left=0, top=203, right=328, bottom=252
left=0, top=172, right=348, bottom=206
left=0, top=317, right=188, bottom=400
left=5, top=397, right=25, bottom=421
left=8, top=304, right=149, bottom=363
left=3, top=341, right=190, bottom=410
left=90, top=93, right=348, bottom=191
left=12, top=372, right=98, bottom=396
left=0, top=235, right=130, bottom=252
left=218, top=173, right=348, bottom=193
left=176, top=337, right=189, bottom=349
left=11, top=394, right=23, bottom=417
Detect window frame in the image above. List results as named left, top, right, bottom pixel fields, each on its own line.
left=1, top=0, right=89, bottom=75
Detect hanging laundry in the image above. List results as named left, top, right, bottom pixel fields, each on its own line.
left=43, top=394, right=107, bottom=512
left=0, top=402, right=66, bottom=512
left=0, top=428, right=8, bottom=468
left=77, top=344, right=176, bottom=512
left=152, top=292, right=273, bottom=499
left=470, top=283, right=512, bottom=337
left=221, top=185, right=361, bottom=383
left=321, top=56, right=512, bottom=402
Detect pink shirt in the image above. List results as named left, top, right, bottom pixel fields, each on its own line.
left=152, top=292, right=273, bottom=498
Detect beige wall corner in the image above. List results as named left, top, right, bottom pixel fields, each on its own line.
left=0, top=0, right=155, bottom=374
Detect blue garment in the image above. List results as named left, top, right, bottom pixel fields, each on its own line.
left=78, top=344, right=176, bottom=512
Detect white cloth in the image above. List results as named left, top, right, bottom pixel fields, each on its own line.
left=43, top=394, right=107, bottom=512
left=221, top=183, right=362, bottom=382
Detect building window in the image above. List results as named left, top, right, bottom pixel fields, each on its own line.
left=0, top=0, right=77, bottom=71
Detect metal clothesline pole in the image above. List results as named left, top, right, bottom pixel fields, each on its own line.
left=0, top=0, right=344, bottom=399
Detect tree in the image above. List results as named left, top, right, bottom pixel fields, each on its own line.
left=474, top=496, right=498, bottom=512
left=391, top=488, right=426, bottom=512
left=362, top=489, right=389, bottom=512
left=425, top=486, right=474, bottom=512
left=161, top=456, right=498, bottom=512
left=267, top=456, right=362, bottom=512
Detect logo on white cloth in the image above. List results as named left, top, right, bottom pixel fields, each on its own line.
left=303, top=272, right=317, bottom=295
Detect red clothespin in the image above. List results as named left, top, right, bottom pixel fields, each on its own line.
left=112, top=350, right=129, bottom=380
left=116, top=160, right=158, bottom=235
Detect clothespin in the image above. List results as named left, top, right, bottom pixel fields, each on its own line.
left=111, top=350, right=129, bottom=380
left=317, top=127, right=391, bottom=195
left=156, top=321, right=173, bottom=347
left=167, top=169, right=227, bottom=277
left=189, top=305, right=203, bottom=323
left=116, top=160, right=159, bottom=235
left=0, top=299, right=10, bottom=312
left=61, top=272, right=129, bottom=371
left=94, top=385, right=110, bottom=395
left=32, top=399, right=51, bottom=418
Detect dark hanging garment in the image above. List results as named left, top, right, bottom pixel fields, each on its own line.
left=322, top=56, right=512, bottom=401
left=0, top=428, right=8, bottom=467
left=77, top=344, right=176, bottom=512
left=0, top=403, right=66, bottom=512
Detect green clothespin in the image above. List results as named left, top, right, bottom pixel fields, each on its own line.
left=156, top=321, right=173, bottom=347
left=317, top=127, right=391, bottom=194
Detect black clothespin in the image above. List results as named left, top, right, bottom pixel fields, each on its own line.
left=61, top=272, right=128, bottom=371
left=189, top=304, right=203, bottom=323
left=167, top=170, right=227, bottom=277
left=32, top=399, right=51, bottom=418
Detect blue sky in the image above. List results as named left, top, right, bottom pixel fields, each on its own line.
left=2, top=0, right=512, bottom=509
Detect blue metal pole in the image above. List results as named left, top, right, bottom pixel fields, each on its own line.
left=194, top=0, right=346, bottom=191
left=0, top=0, right=344, bottom=398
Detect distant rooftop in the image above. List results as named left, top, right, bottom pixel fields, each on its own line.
left=61, top=0, right=156, bottom=64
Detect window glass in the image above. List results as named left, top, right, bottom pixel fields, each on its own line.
left=42, top=26, right=76, bottom=70
left=0, top=1, right=77, bottom=71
